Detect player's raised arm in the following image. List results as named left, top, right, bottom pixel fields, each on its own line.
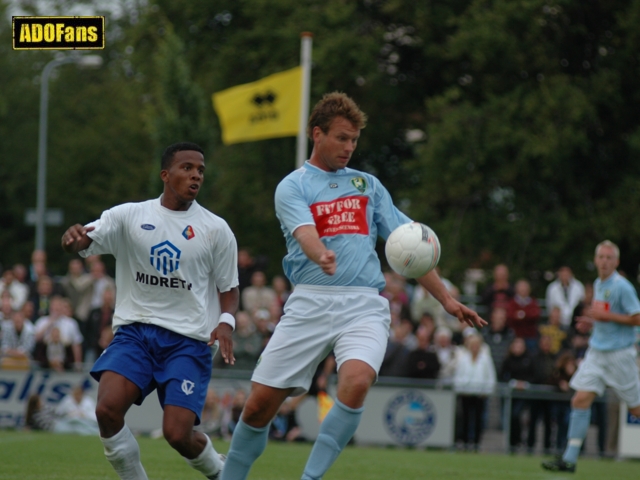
left=293, top=225, right=336, bottom=275
left=61, top=224, right=94, bottom=254
left=417, top=269, right=487, bottom=328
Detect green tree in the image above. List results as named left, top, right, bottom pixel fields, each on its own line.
left=409, top=0, right=640, bottom=284
left=0, top=0, right=153, bottom=274
left=3, top=0, right=640, bottom=288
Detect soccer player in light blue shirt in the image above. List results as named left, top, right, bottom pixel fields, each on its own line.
left=543, top=240, right=640, bottom=473
left=222, top=92, right=486, bottom=480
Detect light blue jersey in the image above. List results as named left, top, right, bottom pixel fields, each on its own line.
left=274, top=162, right=412, bottom=291
left=590, top=271, right=640, bottom=351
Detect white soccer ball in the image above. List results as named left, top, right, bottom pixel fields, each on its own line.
left=385, top=222, right=441, bottom=278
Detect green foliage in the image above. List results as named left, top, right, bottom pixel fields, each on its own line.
left=408, top=0, right=640, bottom=284
left=2, top=0, right=640, bottom=286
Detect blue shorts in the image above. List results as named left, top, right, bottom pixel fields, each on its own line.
left=91, top=323, right=212, bottom=424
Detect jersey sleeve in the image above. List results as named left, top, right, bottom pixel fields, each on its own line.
left=79, top=204, right=127, bottom=258
left=274, top=176, right=315, bottom=235
left=620, top=281, right=640, bottom=316
left=370, top=175, right=413, bottom=240
left=212, top=224, right=239, bottom=292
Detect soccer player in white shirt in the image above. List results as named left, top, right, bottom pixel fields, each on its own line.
left=221, top=93, right=485, bottom=480
left=61, top=142, right=239, bottom=480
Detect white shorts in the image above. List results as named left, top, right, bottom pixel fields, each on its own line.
left=570, top=346, right=640, bottom=407
left=251, top=284, right=391, bottom=396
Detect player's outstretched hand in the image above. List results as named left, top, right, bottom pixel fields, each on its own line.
left=319, top=250, right=336, bottom=276
left=582, top=306, right=608, bottom=322
left=210, top=323, right=235, bottom=365
left=61, top=224, right=95, bottom=253
left=443, top=298, right=487, bottom=329
left=575, top=315, right=595, bottom=333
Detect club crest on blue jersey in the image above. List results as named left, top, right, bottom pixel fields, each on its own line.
left=351, top=177, right=367, bottom=193
left=150, top=240, right=181, bottom=275
left=182, top=225, right=195, bottom=240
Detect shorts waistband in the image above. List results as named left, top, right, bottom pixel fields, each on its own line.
left=293, top=284, right=380, bottom=296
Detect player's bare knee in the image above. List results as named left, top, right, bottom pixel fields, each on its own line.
left=571, top=392, right=594, bottom=410
left=163, top=427, right=190, bottom=452
left=341, top=372, right=373, bottom=394
left=95, top=402, right=118, bottom=426
left=347, top=381, right=371, bottom=401
left=629, top=405, right=640, bottom=417
left=241, top=401, right=270, bottom=427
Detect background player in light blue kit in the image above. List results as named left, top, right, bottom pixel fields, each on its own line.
left=221, top=92, right=486, bottom=480
left=61, top=142, right=239, bottom=480
left=543, top=240, right=640, bottom=473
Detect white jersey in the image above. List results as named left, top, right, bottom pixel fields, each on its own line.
left=80, top=197, right=238, bottom=342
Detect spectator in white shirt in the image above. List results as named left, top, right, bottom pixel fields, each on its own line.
left=0, top=268, right=29, bottom=311
left=88, top=259, right=115, bottom=313
left=53, top=385, right=99, bottom=435
left=34, top=296, right=84, bottom=369
left=545, top=266, right=585, bottom=329
left=433, top=326, right=458, bottom=383
left=1, top=309, right=36, bottom=368
left=454, top=333, right=496, bottom=451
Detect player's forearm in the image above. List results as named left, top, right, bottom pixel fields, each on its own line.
left=293, top=225, right=327, bottom=265
left=416, top=269, right=452, bottom=307
left=603, top=312, right=640, bottom=326
left=219, top=287, right=239, bottom=315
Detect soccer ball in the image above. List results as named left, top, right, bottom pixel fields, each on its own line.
left=385, top=222, right=441, bottom=278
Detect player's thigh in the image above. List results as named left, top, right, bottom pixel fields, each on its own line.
left=96, top=370, right=142, bottom=414
left=155, top=337, right=212, bottom=424
left=162, top=404, right=198, bottom=442
left=251, top=297, right=334, bottom=395
left=333, top=293, right=391, bottom=376
left=569, top=349, right=607, bottom=397
left=92, top=325, right=155, bottom=406
left=604, top=347, right=640, bottom=407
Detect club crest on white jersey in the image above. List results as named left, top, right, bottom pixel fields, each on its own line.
left=150, top=240, right=181, bottom=275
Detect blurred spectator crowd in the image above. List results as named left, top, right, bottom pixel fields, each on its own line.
left=2, top=248, right=638, bottom=456
left=0, top=249, right=115, bottom=371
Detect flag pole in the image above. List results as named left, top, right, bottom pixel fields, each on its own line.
left=296, top=32, right=313, bottom=169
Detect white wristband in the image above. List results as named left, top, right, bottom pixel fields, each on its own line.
left=218, top=312, right=235, bottom=330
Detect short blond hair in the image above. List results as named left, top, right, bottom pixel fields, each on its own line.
left=595, top=240, right=619, bottom=258
left=307, top=92, right=367, bottom=139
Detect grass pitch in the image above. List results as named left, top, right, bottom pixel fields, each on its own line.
left=0, top=430, right=639, bottom=479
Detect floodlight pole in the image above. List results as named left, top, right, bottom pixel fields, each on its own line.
left=35, top=55, right=101, bottom=251
left=295, top=32, right=313, bottom=169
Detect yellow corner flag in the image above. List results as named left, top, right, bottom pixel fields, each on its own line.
left=317, top=390, right=335, bottom=423
left=212, top=67, right=302, bottom=145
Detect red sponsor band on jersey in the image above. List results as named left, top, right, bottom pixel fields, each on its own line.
left=312, top=195, right=369, bottom=237
left=592, top=300, right=610, bottom=311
